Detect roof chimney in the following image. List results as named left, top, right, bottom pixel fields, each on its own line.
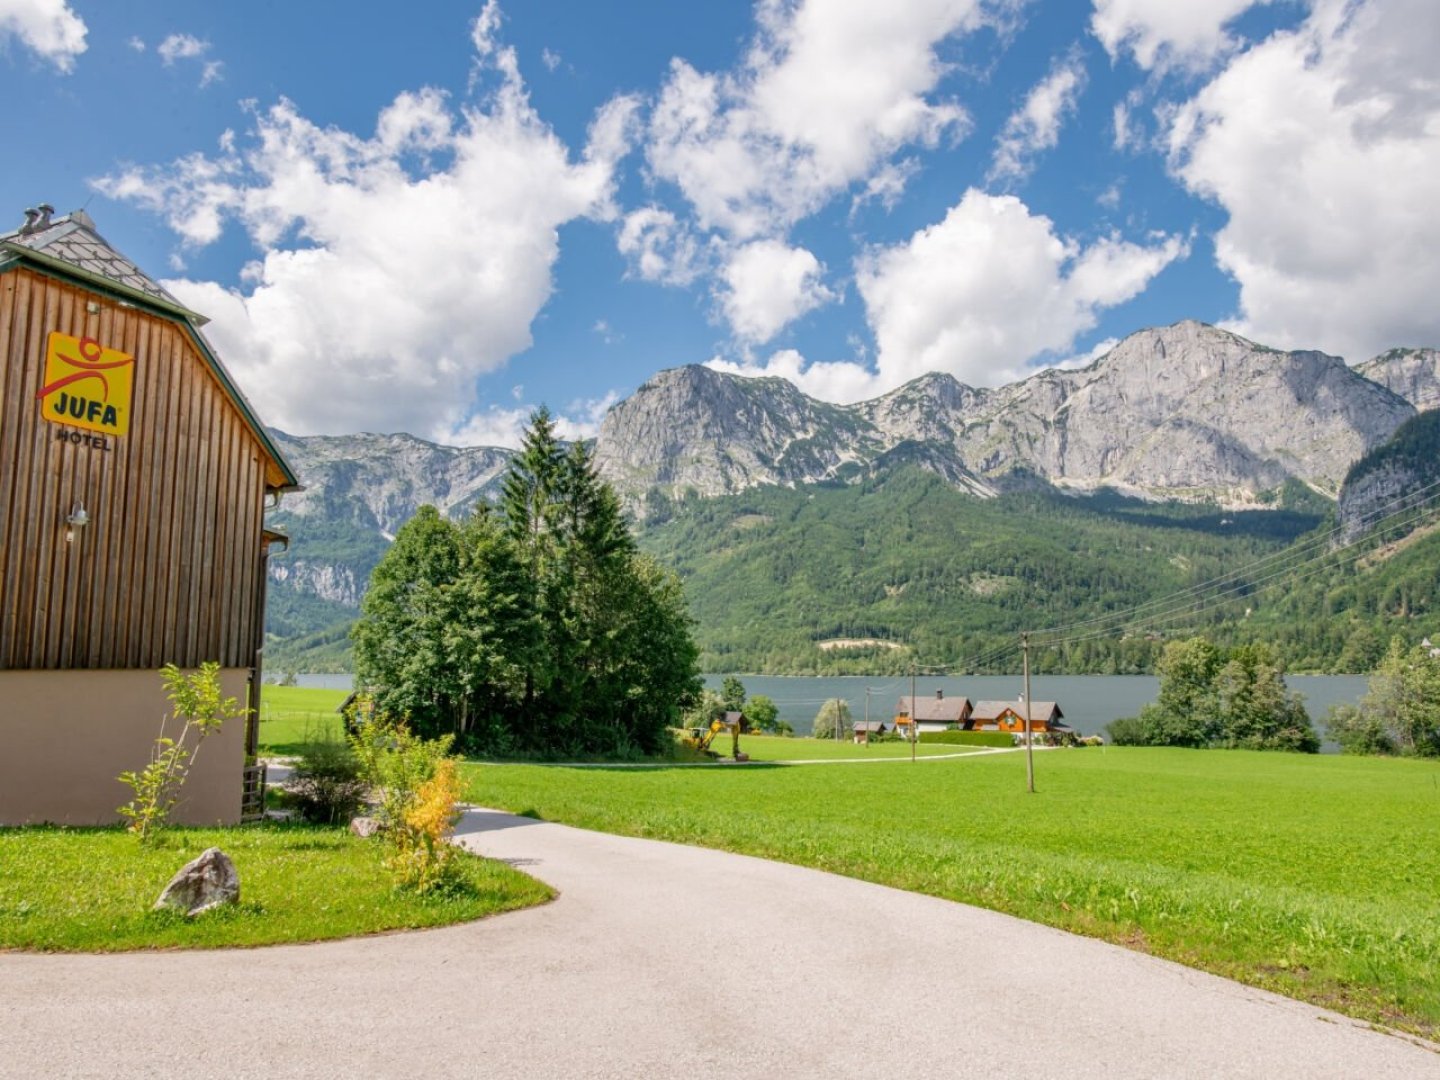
left=34, top=204, right=54, bottom=230
left=19, top=207, right=39, bottom=235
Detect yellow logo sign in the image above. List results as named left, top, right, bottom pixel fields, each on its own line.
left=37, top=332, right=135, bottom=436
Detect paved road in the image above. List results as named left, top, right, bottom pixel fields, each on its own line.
left=2, top=809, right=1437, bottom=1078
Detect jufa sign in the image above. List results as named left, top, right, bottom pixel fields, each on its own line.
left=36, top=332, right=134, bottom=437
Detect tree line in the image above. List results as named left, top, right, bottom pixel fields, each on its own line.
left=352, top=410, right=701, bottom=757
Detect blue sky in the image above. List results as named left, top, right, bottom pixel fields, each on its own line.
left=3, top=1, right=1436, bottom=445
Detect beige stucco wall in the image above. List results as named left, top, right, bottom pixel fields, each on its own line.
left=0, top=668, right=250, bottom=826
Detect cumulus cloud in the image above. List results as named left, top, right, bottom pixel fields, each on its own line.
left=1091, top=0, right=1273, bottom=72
left=706, top=189, right=1185, bottom=402
left=1167, top=0, right=1440, bottom=361
left=989, top=48, right=1087, bottom=183
left=95, top=20, right=631, bottom=441
left=719, top=239, right=834, bottom=343
left=858, top=189, right=1186, bottom=387
left=644, top=0, right=998, bottom=240
left=0, top=0, right=87, bottom=72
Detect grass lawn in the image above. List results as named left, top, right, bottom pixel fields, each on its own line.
left=463, top=747, right=1440, bottom=1037
left=722, top=734, right=988, bottom=762
left=256, top=686, right=348, bottom=754
left=0, top=823, right=552, bottom=951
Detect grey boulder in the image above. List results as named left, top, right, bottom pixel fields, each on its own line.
left=153, top=847, right=240, bottom=917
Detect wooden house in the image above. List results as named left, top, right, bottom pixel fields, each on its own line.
left=894, top=690, right=972, bottom=735
left=853, top=720, right=887, bottom=744
left=968, top=700, right=1069, bottom=734
left=0, top=206, right=299, bottom=825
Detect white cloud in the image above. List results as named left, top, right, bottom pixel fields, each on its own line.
left=155, top=32, right=222, bottom=86
left=706, top=190, right=1185, bottom=403
left=470, top=0, right=502, bottom=57
left=850, top=158, right=920, bottom=215
left=157, top=32, right=205, bottom=63
left=859, top=189, right=1185, bottom=389
left=444, top=390, right=620, bottom=447
left=989, top=49, right=1087, bottom=183
left=1167, top=0, right=1440, bottom=362
left=706, top=348, right=884, bottom=404
left=446, top=405, right=531, bottom=448
left=96, top=15, right=631, bottom=441
left=541, top=47, right=561, bottom=72
left=645, top=0, right=995, bottom=240
left=1091, top=0, right=1273, bottom=72
left=0, top=0, right=86, bottom=72
left=617, top=205, right=705, bottom=285
left=127, top=36, right=145, bottom=53
left=553, top=390, right=621, bottom=440
left=719, top=239, right=834, bottom=343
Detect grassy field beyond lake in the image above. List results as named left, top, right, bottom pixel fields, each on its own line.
left=463, top=747, right=1440, bottom=1036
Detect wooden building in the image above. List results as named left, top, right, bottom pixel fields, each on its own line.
left=969, top=700, right=1069, bottom=734
left=0, top=206, right=299, bottom=825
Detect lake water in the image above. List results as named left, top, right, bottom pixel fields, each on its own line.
left=294, top=671, right=1370, bottom=745
left=702, top=673, right=1369, bottom=741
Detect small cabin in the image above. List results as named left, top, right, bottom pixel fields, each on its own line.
left=853, top=720, right=887, bottom=744
left=0, top=205, right=299, bottom=825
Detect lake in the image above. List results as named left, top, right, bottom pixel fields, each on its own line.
left=292, top=671, right=1370, bottom=744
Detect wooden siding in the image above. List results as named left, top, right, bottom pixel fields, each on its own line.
left=0, top=267, right=269, bottom=670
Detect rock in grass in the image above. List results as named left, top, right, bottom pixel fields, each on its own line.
left=153, top=847, right=240, bottom=917
left=349, top=816, right=383, bottom=838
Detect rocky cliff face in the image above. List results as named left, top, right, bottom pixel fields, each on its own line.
left=1356, top=348, right=1440, bottom=412
left=271, top=431, right=512, bottom=538
left=592, top=365, right=878, bottom=498
left=595, top=321, right=1417, bottom=507
left=1335, top=409, right=1440, bottom=545
left=266, top=431, right=512, bottom=613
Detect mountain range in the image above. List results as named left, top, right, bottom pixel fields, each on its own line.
left=261, top=321, right=1440, bottom=672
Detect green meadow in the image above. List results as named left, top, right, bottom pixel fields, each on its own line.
left=463, top=747, right=1440, bottom=1037
left=256, top=685, right=347, bottom=754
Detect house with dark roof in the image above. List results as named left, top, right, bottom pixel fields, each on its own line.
left=969, top=700, right=1069, bottom=735
left=0, top=205, right=299, bottom=825
left=852, top=720, right=888, bottom=744
left=894, top=690, right=972, bottom=736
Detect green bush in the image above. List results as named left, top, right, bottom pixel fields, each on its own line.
left=289, top=733, right=368, bottom=824
left=1106, top=715, right=1150, bottom=745
left=917, top=730, right=1014, bottom=748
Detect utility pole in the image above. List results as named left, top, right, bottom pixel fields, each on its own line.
left=910, top=664, right=917, bottom=763
left=1022, top=632, right=1035, bottom=794
left=834, top=698, right=841, bottom=744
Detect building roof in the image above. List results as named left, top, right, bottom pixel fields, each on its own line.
left=896, top=694, right=971, bottom=723
left=1, top=207, right=198, bottom=319
left=854, top=721, right=887, bottom=732
left=1, top=205, right=300, bottom=492
left=972, top=700, right=1065, bottom=724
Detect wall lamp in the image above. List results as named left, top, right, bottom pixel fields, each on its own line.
left=65, top=503, right=90, bottom=543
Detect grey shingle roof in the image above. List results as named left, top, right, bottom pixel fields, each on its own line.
left=1, top=208, right=193, bottom=316
left=896, top=695, right=972, bottom=723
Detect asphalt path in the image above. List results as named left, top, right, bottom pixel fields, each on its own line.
left=2, top=808, right=1437, bottom=1078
